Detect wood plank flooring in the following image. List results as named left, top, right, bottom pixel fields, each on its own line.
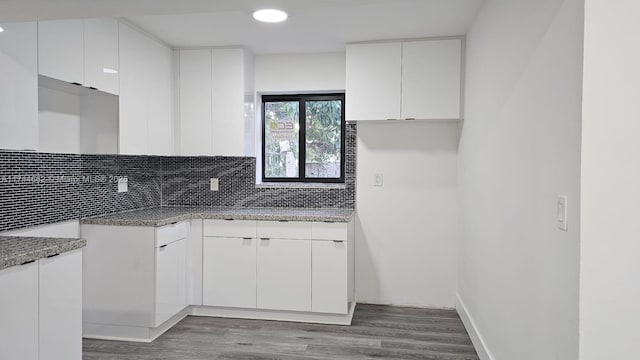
left=83, top=304, right=479, bottom=360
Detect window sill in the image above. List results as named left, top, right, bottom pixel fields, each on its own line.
left=256, top=182, right=347, bottom=190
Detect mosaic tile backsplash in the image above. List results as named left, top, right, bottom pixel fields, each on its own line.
left=0, top=124, right=356, bottom=232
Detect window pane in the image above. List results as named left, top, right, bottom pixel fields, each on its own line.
left=305, top=100, right=342, bottom=178
left=264, top=101, right=300, bottom=178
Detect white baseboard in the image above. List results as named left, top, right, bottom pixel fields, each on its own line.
left=84, top=303, right=357, bottom=342
left=456, top=293, right=494, bottom=360
left=192, top=302, right=356, bottom=326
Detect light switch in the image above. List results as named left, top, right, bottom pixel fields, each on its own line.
left=557, top=195, right=568, bottom=231
left=374, top=173, right=384, bottom=187
left=210, top=178, right=219, bottom=191
left=117, top=177, right=128, bottom=193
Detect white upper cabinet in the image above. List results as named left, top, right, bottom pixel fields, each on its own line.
left=346, top=42, right=402, bottom=121
left=346, top=38, right=463, bottom=121
left=0, top=22, right=38, bottom=151
left=178, top=48, right=253, bottom=156
left=402, top=39, right=462, bottom=120
left=38, top=18, right=119, bottom=95
left=38, top=20, right=84, bottom=85
left=119, top=21, right=172, bottom=155
left=83, top=18, right=119, bottom=95
left=179, top=49, right=213, bottom=156
left=212, top=48, right=247, bottom=156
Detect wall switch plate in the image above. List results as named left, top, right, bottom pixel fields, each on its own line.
left=117, top=177, right=128, bottom=193
left=374, top=173, right=384, bottom=187
left=557, top=195, right=568, bottom=231
left=210, top=178, right=219, bottom=191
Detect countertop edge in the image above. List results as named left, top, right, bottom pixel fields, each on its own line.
left=0, top=238, right=87, bottom=271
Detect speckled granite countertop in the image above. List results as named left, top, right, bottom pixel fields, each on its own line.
left=0, top=236, right=86, bottom=271
left=81, top=206, right=355, bottom=227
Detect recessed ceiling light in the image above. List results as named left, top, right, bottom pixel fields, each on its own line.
left=103, top=68, right=118, bottom=74
left=0, top=26, right=4, bottom=33
left=253, top=9, right=288, bottom=23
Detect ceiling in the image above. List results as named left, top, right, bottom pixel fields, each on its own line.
left=0, top=0, right=485, bottom=54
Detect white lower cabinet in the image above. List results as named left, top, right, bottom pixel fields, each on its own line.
left=0, top=261, right=39, bottom=360
left=203, top=237, right=257, bottom=308
left=81, top=222, right=189, bottom=341
left=155, top=238, right=187, bottom=327
left=39, top=249, right=83, bottom=360
left=312, top=240, right=348, bottom=314
left=257, top=238, right=312, bottom=312
left=0, top=249, right=82, bottom=360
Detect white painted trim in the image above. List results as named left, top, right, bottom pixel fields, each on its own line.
left=83, top=303, right=356, bottom=342
left=83, top=308, right=189, bottom=343
left=456, top=293, right=494, bottom=360
left=192, top=302, right=356, bottom=326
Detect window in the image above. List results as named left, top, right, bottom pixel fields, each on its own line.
left=262, top=94, right=345, bottom=183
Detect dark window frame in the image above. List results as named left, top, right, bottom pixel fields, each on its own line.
left=261, top=93, right=346, bottom=183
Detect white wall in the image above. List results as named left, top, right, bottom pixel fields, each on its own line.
left=254, top=52, right=345, bottom=93
left=457, top=0, right=583, bottom=359
left=580, top=1, right=640, bottom=359
left=38, top=86, right=81, bottom=153
left=356, top=121, right=460, bottom=307
left=80, top=94, right=119, bottom=155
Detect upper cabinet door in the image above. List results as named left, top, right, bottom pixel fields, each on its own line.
left=0, top=22, right=38, bottom=151
left=212, top=48, right=246, bottom=156
left=84, top=18, right=119, bottom=95
left=402, top=39, right=462, bottom=120
left=38, top=20, right=84, bottom=85
left=179, top=49, right=213, bottom=156
left=346, top=42, right=402, bottom=121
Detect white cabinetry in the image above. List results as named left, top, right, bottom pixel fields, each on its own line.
left=401, top=40, right=462, bottom=120
left=312, top=240, right=348, bottom=314
left=0, top=261, right=39, bottom=360
left=155, top=238, right=187, bottom=326
left=81, top=221, right=189, bottom=341
left=119, top=22, right=172, bottom=155
left=203, top=220, right=257, bottom=308
left=346, top=42, right=402, bottom=121
left=346, top=39, right=462, bottom=121
left=0, top=21, right=38, bottom=151
left=257, top=238, right=312, bottom=312
left=38, top=20, right=84, bottom=85
left=200, top=219, right=354, bottom=322
left=83, top=18, right=119, bottom=95
left=178, top=48, right=253, bottom=156
left=39, top=249, right=83, bottom=360
left=0, top=249, right=83, bottom=360
left=179, top=49, right=212, bottom=156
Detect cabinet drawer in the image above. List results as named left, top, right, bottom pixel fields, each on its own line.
left=257, top=221, right=312, bottom=239
left=204, top=220, right=256, bottom=238
left=311, top=222, right=348, bottom=241
left=156, top=222, right=189, bottom=247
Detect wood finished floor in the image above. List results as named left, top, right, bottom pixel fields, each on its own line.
left=83, top=304, right=479, bottom=360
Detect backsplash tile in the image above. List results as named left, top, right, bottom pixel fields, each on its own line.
left=0, top=124, right=356, bottom=232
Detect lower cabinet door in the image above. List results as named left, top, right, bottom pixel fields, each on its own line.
left=39, top=249, right=82, bottom=360
left=257, top=238, right=311, bottom=312
left=0, top=261, right=39, bottom=360
left=155, top=239, right=187, bottom=327
left=203, top=237, right=257, bottom=308
left=312, top=240, right=348, bottom=314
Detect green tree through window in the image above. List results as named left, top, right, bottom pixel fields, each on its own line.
left=262, top=94, right=345, bottom=183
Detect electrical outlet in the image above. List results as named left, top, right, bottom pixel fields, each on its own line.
left=557, top=195, right=568, bottom=231
left=210, top=178, right=219, bottom=191
left=374, top=173, right=384, bottom=187
left=117, top=177, right=128, bottom=193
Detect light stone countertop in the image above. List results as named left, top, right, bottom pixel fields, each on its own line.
left=81, top=206, right=355, bottom=227
left=0, top=236, right=86, bottom=271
